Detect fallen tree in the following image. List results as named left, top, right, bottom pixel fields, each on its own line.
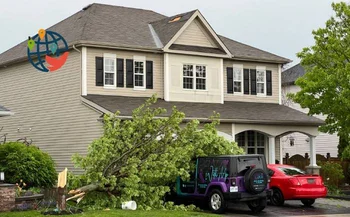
left=69, top=95, right=243, bottom=209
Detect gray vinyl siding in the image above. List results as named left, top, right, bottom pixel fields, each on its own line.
left=0, top=50, right=103, bottom=172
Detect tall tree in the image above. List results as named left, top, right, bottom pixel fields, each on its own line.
left=291, top=2, right=350, bottom=158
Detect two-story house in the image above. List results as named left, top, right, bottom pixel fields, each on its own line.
left=0, top=3, right=323, bottom=173
left=281, top=63, right=338, bottom=158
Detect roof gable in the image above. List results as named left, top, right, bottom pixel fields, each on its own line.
left=150, top=10, right=196, bottom=47
left=174, top=17, right=218, bottom=48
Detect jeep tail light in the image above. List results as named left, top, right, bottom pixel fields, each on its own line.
left=288, top=178, right=301, bottom=186
left=231, top=178, right=237, bottom=186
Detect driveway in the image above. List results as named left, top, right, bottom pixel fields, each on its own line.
left=224, top=199, right=350, bottom=217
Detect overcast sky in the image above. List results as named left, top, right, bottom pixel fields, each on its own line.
left=0, top=0, right=343, bottom=67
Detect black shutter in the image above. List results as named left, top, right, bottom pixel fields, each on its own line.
left=126, top=59, right=133, bottom=88
left=250, top=69, right=257, bottom=95
left=95, top=57, right=103, bottom=86
left=146, top=61, right=153, bottom=89
left=117, top=58, right=124, bottom=87
left=227, top=67, right=233, bottom=94
left=266, top=70, right=272, bottom=96
left=243, top=69, right=250, bottom=95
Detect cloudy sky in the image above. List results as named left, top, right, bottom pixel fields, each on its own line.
left=0, top=0, right=343, bottom=67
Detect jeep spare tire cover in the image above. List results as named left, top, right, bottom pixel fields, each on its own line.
left=244, top=168, right=268, bottom=194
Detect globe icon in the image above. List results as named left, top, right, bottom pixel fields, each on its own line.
left=27, top=30, right=69, bottom=72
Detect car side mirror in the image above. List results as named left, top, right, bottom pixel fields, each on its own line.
left=268, top=169, right=275, bottom=177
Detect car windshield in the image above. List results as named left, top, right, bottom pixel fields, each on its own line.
left=278, top=167, right=305, bottom=176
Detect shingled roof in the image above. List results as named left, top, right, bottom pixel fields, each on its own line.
left=282, top=64, right=306, bottom=85
left=83, top=95, right=323, bottom=126
left=0, top=3, right=290, bottom=67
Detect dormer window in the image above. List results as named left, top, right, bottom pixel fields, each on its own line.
left=169, top=16, right=181, bottom=23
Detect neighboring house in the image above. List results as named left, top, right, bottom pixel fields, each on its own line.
left=0, top=105, right=12, bottom=117
left=281, top=64, right=338, bottom=157
left=0, top=3, right=324, bottom=173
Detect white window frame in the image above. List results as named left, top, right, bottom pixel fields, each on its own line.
left=182, top=64, right=207, bottom=91
left=256, top=66, right=266, bottom=96
left=195, top=65, right=206, bottom=90
left=183, top=64, right=194, bottom=89
left=233, top=64, right=243, bottom=94
left=103, top=53, right=116, bottom=88
left=133, top=56, right=146, bottom=90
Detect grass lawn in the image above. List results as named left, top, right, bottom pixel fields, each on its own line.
left=1, top=209, right=220, bottom=217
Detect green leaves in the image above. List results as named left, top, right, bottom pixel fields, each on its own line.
left=72, top=95, right=242, bottom=209
left=0, top=142, right=56, bottom=188
left=291, top=2, right=350, bottom=157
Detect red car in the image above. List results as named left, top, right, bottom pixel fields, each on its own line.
left=267, top=164, right=327, bottom=206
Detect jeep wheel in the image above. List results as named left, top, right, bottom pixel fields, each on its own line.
left=208, top=189, right=226, bottom=214
left=244, top=168, right=268, bottom=194
left=270, top=188, right=284, bottom=206
left=247, top=198, right=266, bottom=213
left=301, top=199, right=315, bottom=207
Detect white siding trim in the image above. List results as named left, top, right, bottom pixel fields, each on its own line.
left=278, top=64, right=282, bottom=105
left=231, top=123, right=235, bottom=142
left=164, top=53, right=170, bottom=101
left=81, top=47, right=87, bottom=96
left=220, top=58, right=224, bottom=104
left=0, top=111, right=14, bottom=116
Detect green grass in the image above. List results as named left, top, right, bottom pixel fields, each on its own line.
left=1, top=209, right=220, bottom=217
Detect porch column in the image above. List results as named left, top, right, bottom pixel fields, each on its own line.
left=309, top=136, right=317, bottom=166
left=268, top=136, right=275, bottom=164
left=231, top=124, right=236, bottom=142
left=306, top=136, right=321, bottom=174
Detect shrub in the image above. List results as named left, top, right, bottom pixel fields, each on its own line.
left=320, top=161, right=344, bottom=190
left=0, top=142, right=56, bottom=188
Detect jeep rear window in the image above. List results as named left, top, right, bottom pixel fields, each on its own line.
left=278, top=167, right=305, bottom=176
left=237, top=157, right=263, bottom=175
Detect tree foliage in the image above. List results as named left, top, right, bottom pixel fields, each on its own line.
left=290, top=2, right=350, bottom=158
left=72, top=95, right=243, bottom=209
left=0, top=142, right=56, bottom=188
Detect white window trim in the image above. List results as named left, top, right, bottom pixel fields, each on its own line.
left=232, top=64, right=243, bottom=95
left=103, top=53, right=116, bottom=89
left=133, top=56, right=146, bottom=90
left=256, top=66, right=266, bottom=96
left=182, top=64, right=207, bottom=91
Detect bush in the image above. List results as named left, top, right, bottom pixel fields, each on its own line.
left=0, top=142, right=57, bottom=188
left=320, top=161, right=344, bottom=191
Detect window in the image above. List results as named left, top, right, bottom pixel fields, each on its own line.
left=134, top=61, right=144, bottom=87
left=183, top=65, right=193, bottom=89
left=196, top=65, right=206, bottom=90
left=256, top=69, right=265, bottom=95
left=235, top=131, right=266, bottom=155
left=103, top=54, right=116, bottom=87
left=183, top=64, right=206, bottom=90
left=134, top=56, right=146, bottom=89
left=233, top=68, right=242, bottom=93
left=278, top=167, right=305, bottom=176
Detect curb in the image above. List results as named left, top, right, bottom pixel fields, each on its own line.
left=326, top=195, right=350, bottom=201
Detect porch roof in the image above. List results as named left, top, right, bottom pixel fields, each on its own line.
left=83, top=95, right=324, bottom=126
